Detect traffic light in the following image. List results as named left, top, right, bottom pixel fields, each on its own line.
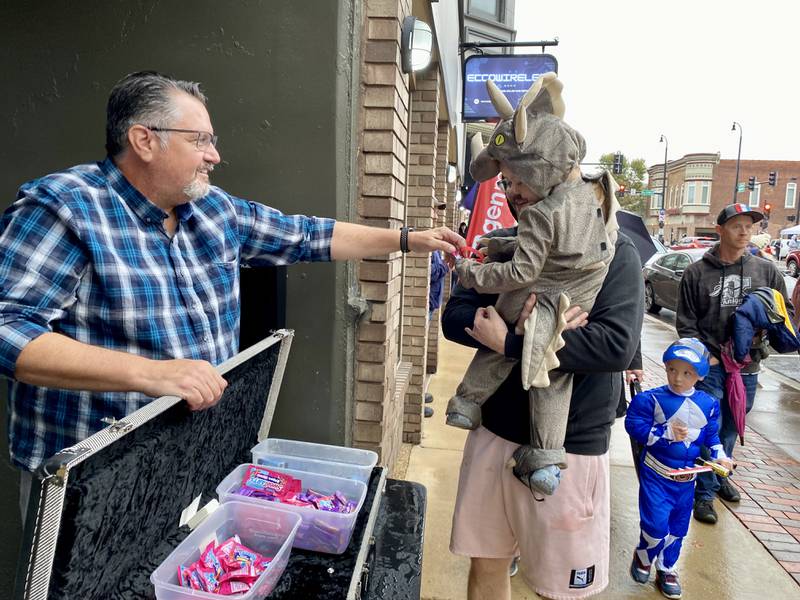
left=768, top=171, right=777, bottom=187
left=764, top=203, right=772, bottom=218
left=617, top=185, right=626, bottom=197
left=613, top=152, right=623, bottom=175
left=748, top=176, right=756, bottom=191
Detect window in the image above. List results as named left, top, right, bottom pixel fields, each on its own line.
left=686, top=183, right=696, bottom=205
left=469, top=0, right=503, bottom=20
left=749, top=186, right=760, bottom=207
left=658, top=254, right=679, bottom=270
left=673, top=254, right=691, bottom=271
left=787, top=182, right=797, bottom=209
left=701, top=182, right=710, bottom=205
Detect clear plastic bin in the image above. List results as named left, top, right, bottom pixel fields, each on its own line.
left=250, top=438, right=377, bottom=485
left=150, top=500, right=300, bottom=600
left=216, top=464, right=367, bottom=554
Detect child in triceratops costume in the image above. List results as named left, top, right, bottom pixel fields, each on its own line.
left=446, top=73, right=620, bottom=495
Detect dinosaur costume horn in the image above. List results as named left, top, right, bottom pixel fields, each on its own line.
left=470, top=132, right=485, bottom=160
left=486, top=79, right=514, bottom=119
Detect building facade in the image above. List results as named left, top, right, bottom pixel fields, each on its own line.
left=646, top=155, right=800, bottom=242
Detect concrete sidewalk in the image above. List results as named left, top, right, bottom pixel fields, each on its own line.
left=404, top=329, right=800, bottom=600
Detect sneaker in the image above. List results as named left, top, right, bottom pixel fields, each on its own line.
left=424, top=393, right=433, bottom=404
left=509, top=556, right=520, bottom=577
left=693, top=498, right=717, bottom=524
left=655, top=570, right=682, bottom=599
left=629, top=553, right=650, bottom=584
left=424, top=406, right=434, bottom=418
left=718, top=478, right=741, bottom=503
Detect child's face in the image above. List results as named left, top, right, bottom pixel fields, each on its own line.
left=499, top=167, right=542, bottom=213
left=665, top=359, right=701, bottom=393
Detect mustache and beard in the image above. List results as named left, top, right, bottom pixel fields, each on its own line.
left=182, top=163, right=215, bottom=200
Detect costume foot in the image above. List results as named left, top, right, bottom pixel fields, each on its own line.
left=527, top=465, right=561, bottom=495
left=445, top=413, right=475, bottom=429
left=445, top=395, right=482, bottom=430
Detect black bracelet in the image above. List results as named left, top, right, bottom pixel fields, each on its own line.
left=400, top=226, right=414, bottom=253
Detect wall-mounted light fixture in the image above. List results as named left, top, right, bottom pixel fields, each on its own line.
left=447, top=163, right=457, bottom=183
left=401, top=16, right=433, bottom=74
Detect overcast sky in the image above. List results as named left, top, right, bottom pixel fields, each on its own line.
left=514, top=1, right=800, bottom=169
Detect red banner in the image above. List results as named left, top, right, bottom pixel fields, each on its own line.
left=465, top=176, right=518, bottom=247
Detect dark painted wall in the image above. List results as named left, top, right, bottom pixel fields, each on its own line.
left=0, top=0, right=359, bottom=585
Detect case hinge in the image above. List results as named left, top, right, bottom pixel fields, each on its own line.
left=101, top=416, right=134, bottom=434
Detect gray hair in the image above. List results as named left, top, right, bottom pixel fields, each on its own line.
left=105, top=71, right=207, bottom=157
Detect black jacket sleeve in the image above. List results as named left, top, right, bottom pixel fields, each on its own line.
left=441, top=284, right=499, bottom=351
left=628, top=343, right=643, bottom=370
left=555, top=235, right=644, bottom=373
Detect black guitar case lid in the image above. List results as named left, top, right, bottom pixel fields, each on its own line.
left=14, top=329, right=294, bottom=600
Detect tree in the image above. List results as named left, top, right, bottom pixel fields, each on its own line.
left=598, top=152, right=649, bottom=216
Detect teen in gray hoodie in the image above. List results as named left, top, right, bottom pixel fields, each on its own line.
left=676, top=203, right=790, bottom=525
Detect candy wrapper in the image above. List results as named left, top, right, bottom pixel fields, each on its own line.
left=236, top=472, right=355, bottom=514
left=239, top=465, right=301, bottom=500
left=177, top=536, right=272, bottom=596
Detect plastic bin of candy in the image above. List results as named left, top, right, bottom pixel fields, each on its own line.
left=150, top=500, right=300, bottom=600
left=250, top=438, right=377, bottom=485
left=216, top=464, right=368, bottom=554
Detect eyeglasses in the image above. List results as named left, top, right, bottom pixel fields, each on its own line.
left=147, top=127, right=218, bottom=150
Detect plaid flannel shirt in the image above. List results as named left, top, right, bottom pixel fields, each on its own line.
left=0, top=158, right=334, bottom=471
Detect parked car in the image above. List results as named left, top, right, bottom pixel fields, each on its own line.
left=770, top=238, right=791, bottom=260
left=787, top=249, right=800, bottom=277
left=643, top=249, right=706, bottom=313
left=669, top=236, right=717, bottom=250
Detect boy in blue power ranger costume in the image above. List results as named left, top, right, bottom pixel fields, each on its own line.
left=625, top=338, right=733, bottom=599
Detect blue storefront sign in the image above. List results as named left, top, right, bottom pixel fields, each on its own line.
left=463, top=54, right=558, bottom=121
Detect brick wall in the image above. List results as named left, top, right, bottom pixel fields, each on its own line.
left=402, top=67, right=440, bottom=443
left=426, top=120, right=451, bottom=375
left=352, top=0, right=412, bottom=467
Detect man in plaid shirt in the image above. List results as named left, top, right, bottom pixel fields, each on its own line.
left=0, top=71, right=463, bottom=510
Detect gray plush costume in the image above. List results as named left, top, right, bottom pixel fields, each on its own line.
left=446, top=73, right=619, bottom=483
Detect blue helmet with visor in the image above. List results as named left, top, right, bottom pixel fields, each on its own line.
left=662, top=338, right=710, bottom=378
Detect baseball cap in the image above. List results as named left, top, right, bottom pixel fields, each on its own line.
left=716, top=203, right=764, bottom=225
left=662, top=338, right=710, bottom=378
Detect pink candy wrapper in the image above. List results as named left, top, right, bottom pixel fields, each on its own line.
left=177, top=536, right=272, bottom=596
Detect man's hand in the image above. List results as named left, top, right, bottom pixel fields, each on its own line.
left=139, top=359, right=228, bottom=411
left=465, top=306, right=508, bottom=354
left=626, top=369, right=644, bottom=385
left=669, top=420, right=689, bottom=442
left=409, top=227, right=465, bottom=255
left=513, top=293, right=588, bottom=336
left=716, top=457, right=734, bottom=472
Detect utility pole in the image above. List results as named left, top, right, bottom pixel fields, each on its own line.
left=659, top=135, right=668, bottom=241
left=732, top=122, right=742, bottom=202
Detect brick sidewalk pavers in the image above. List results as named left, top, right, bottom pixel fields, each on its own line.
left=637, top=353, right=800, bottom=585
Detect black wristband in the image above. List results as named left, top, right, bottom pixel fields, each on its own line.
left=400, top=226, right=414, bottom=253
